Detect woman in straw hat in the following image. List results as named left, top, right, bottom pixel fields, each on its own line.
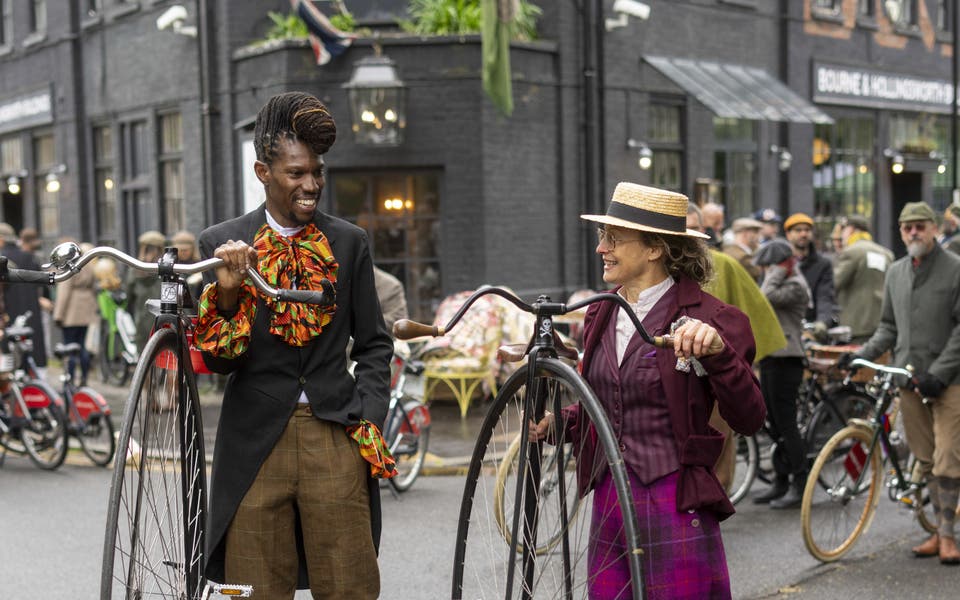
left=530, top=182, right=765, bottom=598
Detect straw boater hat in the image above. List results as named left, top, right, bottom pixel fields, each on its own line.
left=581, top=182, right=710, bottom=239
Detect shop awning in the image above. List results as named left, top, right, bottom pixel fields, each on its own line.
left=645, top=56, right=834, bottom=125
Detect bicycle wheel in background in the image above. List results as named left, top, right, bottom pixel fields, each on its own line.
left=801, top=425, right=882, bottom=562
left=101, top=327, right=208, bottom=599
left=728, top=434, right=758, bottom=505
left=18, top=381, right=69, bottom=471
left=452, top=357, right=643, bottom=600
left=493, top=433, right=581, bottom=554
left=388, top=397, right=431, bottom=492
left=72, top=386, right=116, bottom=466
left=805, top=389, right=875, bottom=486
left=906, top=455, right=937, bottom=534
left=99, top=320, right=131, bottom=386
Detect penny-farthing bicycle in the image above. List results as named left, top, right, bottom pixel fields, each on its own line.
left=1, top=241, right=333, bottom=599
left=394, top=286, right=677, bottom=600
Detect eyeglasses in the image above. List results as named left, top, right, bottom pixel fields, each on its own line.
left=596, top=226, right=642, bottom=250
left=900, top=222, right=928, bottom=233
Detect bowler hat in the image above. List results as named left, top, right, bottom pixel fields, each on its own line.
left=844, top=215, right=870, bottom=233
left=784, top=213, right=815, bottom=231
left=753, top=239, right=794, bottom=267
left=898, top=202, right=936, bottom=223
left=581, top=183, right=710, bottom=239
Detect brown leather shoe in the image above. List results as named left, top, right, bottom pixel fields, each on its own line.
left=940, top=536, right=960, bottom=565
left=912, top=534, right=939, bottom=558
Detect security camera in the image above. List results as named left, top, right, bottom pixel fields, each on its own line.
left=156, top=5, right=188, bottom=32
left=613, top=0, right=651, bottom=20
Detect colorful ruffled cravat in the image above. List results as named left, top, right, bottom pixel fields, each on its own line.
left=194, top=223, right=338, bottom=357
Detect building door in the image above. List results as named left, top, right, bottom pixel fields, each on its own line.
left=1, top=190, right=23, bottom=231
left=890, top=171, right=922, bottom=258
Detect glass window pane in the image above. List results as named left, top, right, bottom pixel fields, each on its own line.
left=38, top=186, right=59, bottom=238
left=96, top=168, right=117, bottom=243
left=33, top=133, right=55, bottom=170
left=0, top=136, right=22, bottom=172
left=649, top=105, right=680, bottom=143
left=651, top=151, right=681, bottom=191
left=162, top=161, right=184, bottom=231
left=160, top=113, right=182, bottom=153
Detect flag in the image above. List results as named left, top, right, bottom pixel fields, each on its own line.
left=482, top=0, right=515, bottom=116
left=290, top=0, right=355, bottom=66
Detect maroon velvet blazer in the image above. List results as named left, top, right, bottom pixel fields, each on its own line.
left=568, top=275, right=765, bottom=520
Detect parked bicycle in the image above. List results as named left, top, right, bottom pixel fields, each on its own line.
left=800, top=357, right=936, bottom=562
left=727, top=326, right=874, bottom=505
left=0, top=312, right=69, bottom=470
left=394, top=286, right=661, bottom=600
left=51, top=341, right=116, bottom=466
left=382, top=340, right=431, bottom=493
left=97, top=287, right=138, bottom=386
left=0, top=241, right=333, bottom=599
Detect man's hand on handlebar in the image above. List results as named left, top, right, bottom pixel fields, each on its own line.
left=915, top=372, right=947, bottom=400
left=213, top=240, right=258, bottom=311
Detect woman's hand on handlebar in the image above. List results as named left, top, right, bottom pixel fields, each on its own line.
left=671, top=318, right=724, bottom=360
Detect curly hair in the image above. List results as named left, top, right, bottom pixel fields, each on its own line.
left=638, top=231, right=714, bottom=286
left=253, top=92, right=337, bottom=164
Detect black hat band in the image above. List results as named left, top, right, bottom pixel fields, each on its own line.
left=607, top=201, right=685, bottom=233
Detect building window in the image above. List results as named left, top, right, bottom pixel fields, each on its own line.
left=889, top=112, right=952, bottom=210
left=159, top=113, right=184, bottom=232
left=29, top=0, right=46, bottom=34
left=121, top=119, right=153, bottom=250
left=0, top=0, right=12, bottom=47
left=93, top=125, right=117, bottom=245
left=34, top=132, right=59, bottom=242
left=331, top=171, right=441, bottom=321
left=812, top=118, right=875, bottom=242
left=0, top=135, right=22, bottom=173
left=858, top=0, right=874, bottom=16
left=128, top=120, right=148, bottom=179
left=713, top=117, right=756, bottom=220
left=648, top=102, right=684, bottom=192
left=885, top=0, right=916, bottom=26
left=937, top=0, right=950, bottom=31
left=85, top=0, right=102, bottom=18
left=814, top=0, right=839, bottom=12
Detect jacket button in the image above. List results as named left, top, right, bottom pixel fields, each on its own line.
left=305, top=405, right=312, bottom=416
left=299, top=376, right=306, bottom=385
left=691, top=519, right=700, bottom=528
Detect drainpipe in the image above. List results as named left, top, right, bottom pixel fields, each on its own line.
left=68, top=1, right=91, bottom=240
left=952, top=0, right=958, bottom=203
left=197, top=0, right=216, bottom=227
left=583, top=0, right=605, bottom=289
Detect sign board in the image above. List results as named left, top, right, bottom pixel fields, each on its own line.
left=813, top=61, right=957, bottom=113
left=0, top=86, right=54, bottom=135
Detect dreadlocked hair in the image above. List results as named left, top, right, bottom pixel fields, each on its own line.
left=638, top=231, right=714, bottom=286
left=253, top=92, right=337, bottom=164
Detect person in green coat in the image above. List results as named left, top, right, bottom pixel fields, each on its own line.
left=833, top=215, right=893, bottom=344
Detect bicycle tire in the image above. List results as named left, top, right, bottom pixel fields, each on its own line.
left=73, top=386, right=117, bottom=467
left=0, top=386, right=30, bottom=455
left=388, top=397, right=431, bottom=492
left=728, top=434, right=758, bottom=505
left=906, top=455, right=937, bottom=534
left=493, top=433, right=582, bottom=554
left=800, top=425, right=882, bottom=562
left=101, top=327, right=208, bottom=599
left=99, top=323, right=132, bottom=386
left=451, top=357, right=644, bottom=600
left=19, top=380, right=69, bottom=471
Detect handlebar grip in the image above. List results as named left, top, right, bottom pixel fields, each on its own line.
left=277, top=279, right=335, bottom=307
left=0, top=268, right=55, bottom=285
left=393, top=319, right=442, bottom=339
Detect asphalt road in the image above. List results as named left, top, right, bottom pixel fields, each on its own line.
left=1, top=453, right=958, bottom=599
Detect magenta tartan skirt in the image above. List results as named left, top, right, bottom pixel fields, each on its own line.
left=588, top=470, right=731, bottom=600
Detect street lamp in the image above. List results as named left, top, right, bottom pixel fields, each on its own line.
left=44, top=164, right=67, bottom=193
left=343, top=53, right=407, bottom=146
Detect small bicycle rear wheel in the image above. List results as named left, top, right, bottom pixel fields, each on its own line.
left=101, top=327, right=207, bottom=599
left=388, top=397, right=431, bottom=492
left=728, top=434, right=758, bottom=505
left=452, top=357, right=643, bottom=599
left=801, top=425, right=882, bottom=562
left=73, top=387, right=116, bottom=466
left=21, top=394, right=69, bottom=471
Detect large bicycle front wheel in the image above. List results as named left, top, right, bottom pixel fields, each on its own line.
left=801, top=425, right=882, bottom=562
left=101, top=327, right=208, bottom=599
left=452, top=357, right=643, bottom=600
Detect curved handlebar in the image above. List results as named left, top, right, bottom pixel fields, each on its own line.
left=849, top=357, right=913, bottom=379
left=0, top=243, right=335, bottom=307
left=391, top=285, right=673, bottom=348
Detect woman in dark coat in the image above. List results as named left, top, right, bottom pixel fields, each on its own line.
left=531, top=182, right=766, bottom=599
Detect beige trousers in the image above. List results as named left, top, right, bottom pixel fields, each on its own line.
left=899, top=385, right=960, bottom=480
left=225, top=405, right=379, bottom=599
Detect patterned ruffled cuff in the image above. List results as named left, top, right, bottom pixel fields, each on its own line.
left=347, top=420, right=397, bottom=479
left=194, top=283, right=255, bottom=359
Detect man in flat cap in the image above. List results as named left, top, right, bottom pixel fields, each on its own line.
left=724, top=217, right=763, bottom=282
left=833, top=216, right=893, bottom=344
left=842, top=201, right=960, bottom=563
